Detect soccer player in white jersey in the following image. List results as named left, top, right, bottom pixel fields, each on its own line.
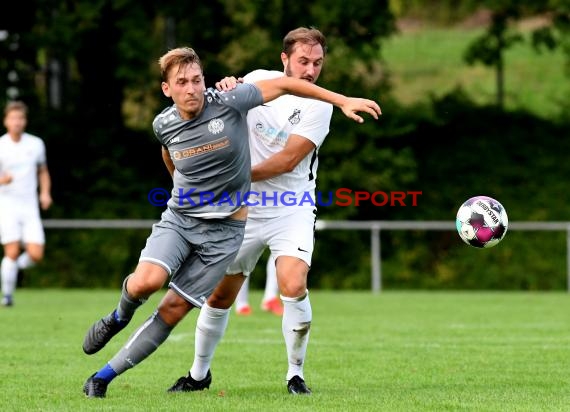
left=170, top=27, right=379, bottom=395
left=0, top=101, right=52, bottom=307
left=81, top=46, right=381, bottom=398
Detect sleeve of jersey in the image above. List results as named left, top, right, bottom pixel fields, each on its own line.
left=292, top=101, right=334, bottom=147
left=37, top=139, right=47, bottom=166
left=222, top=83, right=264, bottom=112
left=152, top=114, right=168, bottom=145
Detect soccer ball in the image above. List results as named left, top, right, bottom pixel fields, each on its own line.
left=455, top=196, right=508, bottom=248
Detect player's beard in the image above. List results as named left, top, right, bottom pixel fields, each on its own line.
left=285, top=64, right=316, bottom=84
left=178, top=97, right=205, bottom=120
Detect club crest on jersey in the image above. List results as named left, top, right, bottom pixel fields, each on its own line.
left=288, top=109, right=301, bottom=125
left=208, top=118, right=224, bottom=135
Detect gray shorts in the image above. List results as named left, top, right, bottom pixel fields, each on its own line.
left=139, top=208, right=245, bottom=307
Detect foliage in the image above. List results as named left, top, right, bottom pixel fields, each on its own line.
left=24, top=91, right=570, bottom=291
left=463, top=0, right=570, bottom=108
left=375, top=94, right=570, bottom=290
left=388, top=0, right=479, bottom=24
left=531, top=1, right=570, bottom=76
left=1, top=1, right=570, bottom=290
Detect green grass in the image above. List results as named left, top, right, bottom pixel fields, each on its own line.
left=1, top=289, right=570, bottom=411
left=383, top=28, right=569, bottom=119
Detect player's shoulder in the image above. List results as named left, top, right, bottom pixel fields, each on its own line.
left=243, top=69, right=283, bottom=83
left=152, top=105, right=180, bottom=138
left=23, top=132, right=42, bottom=140
left=207, top=84, right=262, bottom=108
left=204, top=87, right=223, bottom=102
left=202, top=85, right=256, bottom=106
left=153, top=105, right=177, bottom=126
left=22, top=133, right=46, bottom=146
left=154, top=105, right=177, bottom=120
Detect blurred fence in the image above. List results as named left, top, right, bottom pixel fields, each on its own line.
left=43, top=219, right=570, bottom=293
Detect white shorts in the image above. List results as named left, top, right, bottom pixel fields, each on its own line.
left=0, top=200, right=45, bottom=245
left=226, top=208, right=316, bottom=276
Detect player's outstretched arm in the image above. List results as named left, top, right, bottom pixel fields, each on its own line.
left=255, top=77, right=382, bottom=123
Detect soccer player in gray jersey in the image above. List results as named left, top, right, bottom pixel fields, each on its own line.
left=81, top=46, right=381, bottom=398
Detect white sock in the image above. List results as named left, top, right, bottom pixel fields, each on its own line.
left=281, top=290, right=312, bottom=381
left=190, top=302, right=230, bottom=381
left=262, top=256, right=279, bottom=302
left=17, top=252, right=35, bottom=270
left=1, top=257, right=18, bottom=297
left=235, top=277, right=250, bottom=311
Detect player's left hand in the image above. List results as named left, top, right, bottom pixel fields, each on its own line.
left=40, top=193, right=52, bottom=210
left=215, top=76, right=244, bottom=92
left=340, top=98, right=382, bottom=123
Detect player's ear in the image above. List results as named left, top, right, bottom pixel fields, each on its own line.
left=161, top=81, right=171, bottom=97
left=280, top=52, right=288, bottom=69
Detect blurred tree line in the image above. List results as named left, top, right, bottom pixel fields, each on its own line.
left=0, top=0, right=569, bottom=290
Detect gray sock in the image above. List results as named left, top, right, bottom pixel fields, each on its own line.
left=108, top=310, right=173, bottom=375
left=116, top=276, right=145, bottom=321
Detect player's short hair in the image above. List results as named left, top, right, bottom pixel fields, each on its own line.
left=282, top=27, right=327, bottom=57
left=4, top=101, right=28, bottom=118
left=158, top=47, right=203, bottom=82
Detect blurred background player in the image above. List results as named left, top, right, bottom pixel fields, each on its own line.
left=235, top=254, right=283, bottom=316
left=0, top=101, right=53, bottom=307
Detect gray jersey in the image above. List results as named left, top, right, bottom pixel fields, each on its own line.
left=153, top=84, right=263, bottom=218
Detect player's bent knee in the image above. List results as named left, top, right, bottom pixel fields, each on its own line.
left=207, top=274, right=244, bottom=309
left=158, top=298, right=193, bottom=326
left=3, top=243, right=21, bottom=260
left=280, top=285, right=307, bottom=299
left=207, top=286, right=239, bottom=309
left=28, top=252, right=43, bottom=263
left=207, top=293, right=234, bottom=309
left=25, top=244, right=44, bottom=262
left=128, top=272, right=167, bottom=296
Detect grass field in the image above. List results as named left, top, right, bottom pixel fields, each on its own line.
left=1, top=289, right=569, bottom=411
left=382, top=27, right=569, bottom=119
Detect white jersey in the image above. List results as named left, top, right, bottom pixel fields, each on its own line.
left=0, top=132, right=47, bottom=204
left=243, top=69, right=333, bottom=217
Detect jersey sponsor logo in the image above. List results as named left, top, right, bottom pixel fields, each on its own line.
left=252, top=122, right=287, bottom=147
left=172, top=136, right=230, bottom=160
left=208, top=118, right=224, bottom=135
left=288, top=109, right=301, bottom=125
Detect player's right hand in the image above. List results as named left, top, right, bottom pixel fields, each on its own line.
left=340, top=97, right=382, bottom=123
left=215, top=76, right=244, bottom=92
